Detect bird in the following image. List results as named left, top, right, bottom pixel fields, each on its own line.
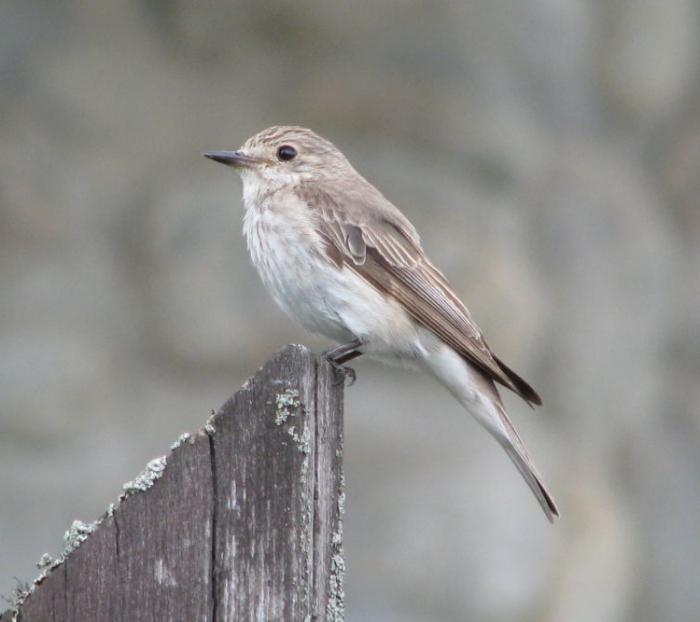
left=204, top=126, right=559, bottom=522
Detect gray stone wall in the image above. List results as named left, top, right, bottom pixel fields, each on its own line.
left=1, top=2, right=699, bottom=620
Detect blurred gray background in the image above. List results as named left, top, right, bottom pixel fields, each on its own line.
left=2, top=1, right=699, bottom=620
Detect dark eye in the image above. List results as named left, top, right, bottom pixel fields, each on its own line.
left=277, top=145, right=297, bottom=161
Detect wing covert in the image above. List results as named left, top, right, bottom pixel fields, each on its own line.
left=296, top=180, right=541, bottom=406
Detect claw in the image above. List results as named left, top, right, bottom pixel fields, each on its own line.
left=326, top=357, right=357, bottom=387
left=322, top=340, right=362, bottom=387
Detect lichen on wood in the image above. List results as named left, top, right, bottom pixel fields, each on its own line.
left=2, top=345, right=345, bottom=622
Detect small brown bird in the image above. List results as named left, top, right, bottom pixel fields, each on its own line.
left=205, top=126, right=559, bottom=521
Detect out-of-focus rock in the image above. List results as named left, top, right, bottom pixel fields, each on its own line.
left=138, top=165, right=293, bottom=369
left=544, top=468, right=636, bottom=622
left=599, top=0, right=698, bottom=124
left=529, top=138, right=676, bottom=445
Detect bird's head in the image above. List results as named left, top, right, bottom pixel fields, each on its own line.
left=204, top=126, right=352, bottom=188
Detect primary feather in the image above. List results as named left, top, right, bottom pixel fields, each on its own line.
left=296, top=179, right=542, bottom=406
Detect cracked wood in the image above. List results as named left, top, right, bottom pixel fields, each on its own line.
left=4, top=345, right=344, bottom=622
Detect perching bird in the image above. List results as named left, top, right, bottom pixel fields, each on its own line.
left=204, top=126, right=559, bottom=522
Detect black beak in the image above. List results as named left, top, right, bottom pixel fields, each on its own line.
left=203, top=150, right=256, bottom=168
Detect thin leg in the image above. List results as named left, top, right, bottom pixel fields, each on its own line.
left=336, top=349, right=362, bottom=365
left=322, top=339, right=363, bottom=386
left=324, top=339, right=362, bottom=362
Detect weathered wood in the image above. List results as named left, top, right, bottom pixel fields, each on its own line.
left=4, top=345, right=344, bottom=622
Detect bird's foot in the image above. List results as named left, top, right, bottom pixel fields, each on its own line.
left=325, top=357, right=357, bottom=387
left=322, top=339, right=362, bottom=387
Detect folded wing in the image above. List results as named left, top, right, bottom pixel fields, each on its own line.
left=297, top=180, right=542, bottom=406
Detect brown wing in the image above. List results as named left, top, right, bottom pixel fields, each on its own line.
left=297, top=180, right=542, bottom=406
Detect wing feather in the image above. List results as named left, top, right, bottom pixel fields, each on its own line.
left=296, top=180, right=541, bottom=406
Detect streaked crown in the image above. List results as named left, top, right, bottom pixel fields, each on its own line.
left=240, top=125, right=354, bottom=181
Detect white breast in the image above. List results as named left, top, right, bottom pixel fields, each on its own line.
left=240, top=177, right=420, bottom=357
left=242, top=185, right=350, bottom=340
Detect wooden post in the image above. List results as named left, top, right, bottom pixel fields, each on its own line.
left=2, top=345, right=345, bottom=621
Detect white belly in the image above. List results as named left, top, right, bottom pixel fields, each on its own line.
left=242, top=195, right=420, bottom=357
left=245, top=205, right=350, bottom=340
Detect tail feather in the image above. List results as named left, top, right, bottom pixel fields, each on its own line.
left=421, top=339, right=559, bottom=522
left=494, top=355, right=542, bottom=407
left=490, top=385, right=559, bottom=522
left=502, top=442, right=559, bottom=523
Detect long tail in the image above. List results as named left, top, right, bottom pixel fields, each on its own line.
left=421, top=340, right=559, bottom=522
left=497, top=419, right=559, bottom=522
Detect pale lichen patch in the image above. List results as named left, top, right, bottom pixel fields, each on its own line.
left=326, top=553, right=346, bottom=622
left=36, top=553, right=55, bottom=571
left=204, top=416, right=216, bottom=435
left=273, top=386, right=313, bottom=607
left=63, top=519, right=98, bottom=557
left=203, top=409, right=217, bottom=435
left=290, top=423, right=311, bottom=455
left=285, top=422, right=311, bottom=455
left=337, top=475, right=346, bottom=517
left=170, top=432, right=191, bottom=450
left=122, top=456, right=167, bottom=498
left=327, top=473, right=346, bottom=621
left=9, top=437, right=186, bottom=617
left=275, top=388, right=300, bottom=425
left=274, top=388, right=310, bottom=455
left=7, top=579, right=31, bottom=617
left=6, top=517, right=101, bottom=616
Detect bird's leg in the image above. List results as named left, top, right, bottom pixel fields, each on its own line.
left=322, top=339, right=363, bottom=386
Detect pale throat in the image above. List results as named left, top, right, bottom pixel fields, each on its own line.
left=239, top=169, right=300, bottom=211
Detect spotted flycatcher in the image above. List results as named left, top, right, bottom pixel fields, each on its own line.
left=204, top=126, right=558, bottom=521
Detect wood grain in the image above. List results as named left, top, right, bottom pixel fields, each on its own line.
left=4, top=345, right=344, bottom=621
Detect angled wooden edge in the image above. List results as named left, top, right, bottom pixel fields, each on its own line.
left=3, top=345, right=345, bottom=622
